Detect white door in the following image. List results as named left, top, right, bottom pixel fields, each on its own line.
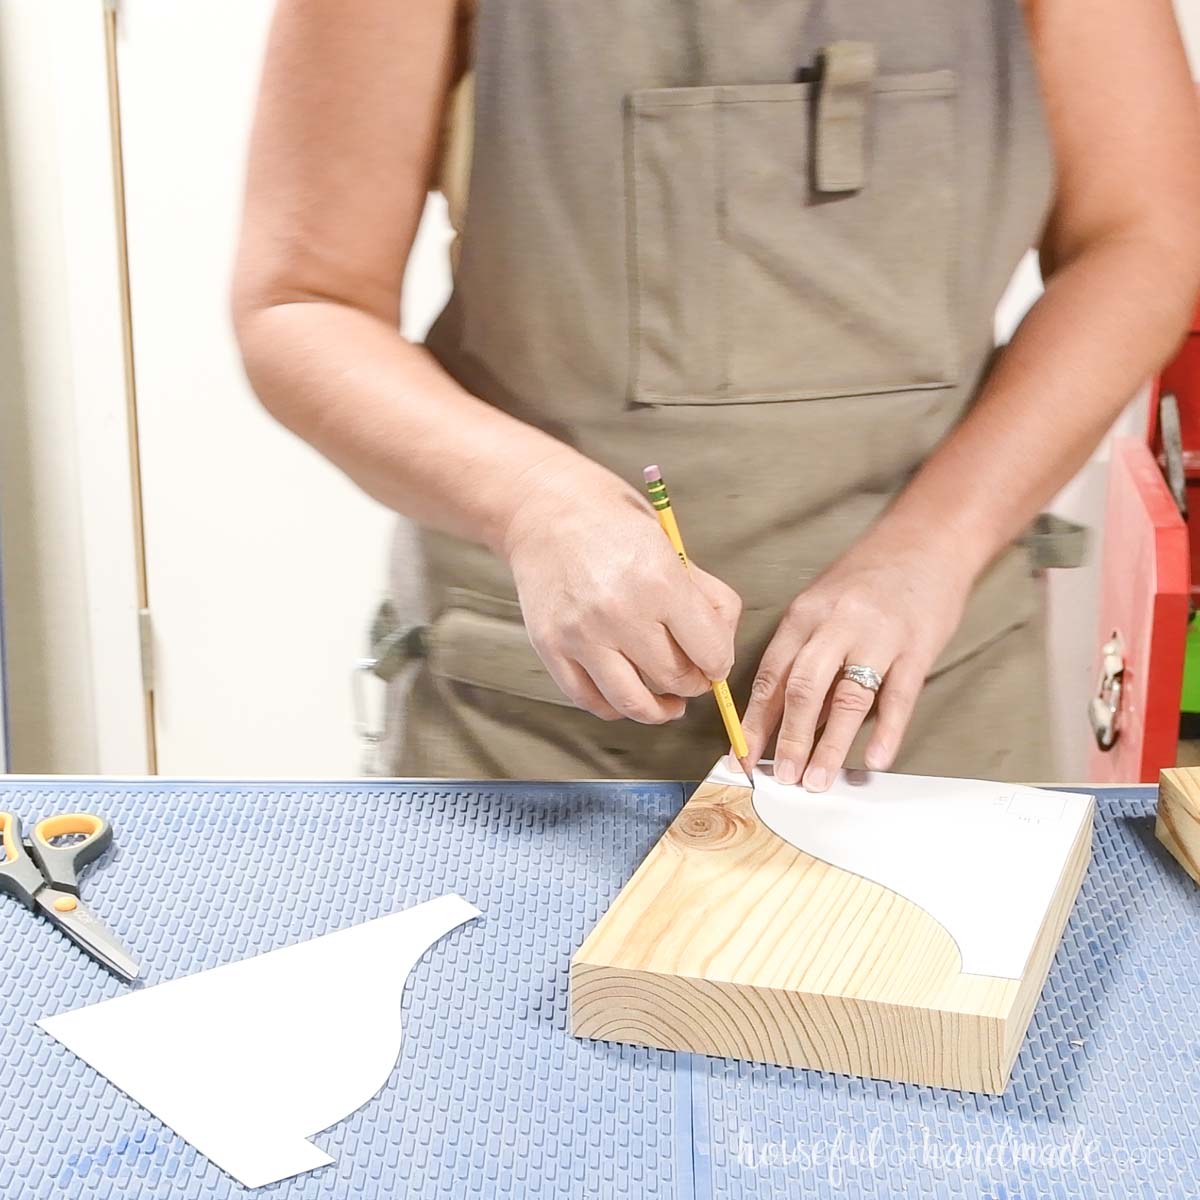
left=115, top=0, right=451, bottom=775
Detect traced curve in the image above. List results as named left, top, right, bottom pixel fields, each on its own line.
left=708, top=757, right=1090, bottom=980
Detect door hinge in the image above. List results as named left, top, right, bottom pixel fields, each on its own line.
left=138, top=607, right=154, bottom=693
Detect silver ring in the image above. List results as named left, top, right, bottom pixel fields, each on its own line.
left=842, top=664, right=883, bottom=693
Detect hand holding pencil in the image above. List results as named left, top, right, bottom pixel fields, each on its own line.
left=503, top=457, right=742, bottom=731
left=643, top=465, right=755, bottom=785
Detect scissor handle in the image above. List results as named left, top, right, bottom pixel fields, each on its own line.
left=30, top=813, right=112, bottom=897
left=0, top=812, right=49, bottom=909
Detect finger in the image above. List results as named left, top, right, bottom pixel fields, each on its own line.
left=742, top=615, right=818, bottom=762
left=665, top=582, right=737, bottom=682
left=865, top=657, right=925, bottom=770
left=773, top=639, right=844, bottom=786
left=623, top=623, right=711, bottom=698
left=544, top=657, right=623, bottom=721
left=580, top=648, right=687, bottom=724
left=803, top=657, right=889, bottom=791
left=742, top=627, right=808, bottom=765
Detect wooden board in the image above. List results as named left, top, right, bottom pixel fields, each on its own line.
left=1158, top=768, right=1200, bottom=885
left=571, top=772, right=1093, bottom=1094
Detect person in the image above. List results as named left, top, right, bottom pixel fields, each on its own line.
left=232, top=0, right=1200, bottom=785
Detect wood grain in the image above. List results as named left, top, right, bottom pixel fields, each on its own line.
left=1158, top=768, right=1200, bottom=885
left=571, top=779, right=1092, bottom=1094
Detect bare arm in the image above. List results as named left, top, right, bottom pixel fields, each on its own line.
left=743, top=0, right=1200, bottom=786
left=232, top=0, right=575, bottom=549
left=878, top=0, right=1200, bottom=580
left=233, top=0, right=739, bottom=724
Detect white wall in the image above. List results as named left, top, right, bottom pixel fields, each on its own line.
left=0, top=2, right=451, bottom=777
left=111, top=0, right=453, bottom=777
left=0, top=1, right=100, bottom=772
left=1179, top=0, right=1200, bottom=69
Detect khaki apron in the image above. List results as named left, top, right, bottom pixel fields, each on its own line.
left=391, top=0, right=1062, bottom=782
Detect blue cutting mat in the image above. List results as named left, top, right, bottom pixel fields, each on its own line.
left=0, top=779, right=1196, bottom=1199
left=0, top=780, right=689, bottom=1200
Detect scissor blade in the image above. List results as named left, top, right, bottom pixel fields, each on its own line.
left=36, top=889, right=140, bottom=983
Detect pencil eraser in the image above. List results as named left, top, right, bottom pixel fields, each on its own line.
left=642, top=465, right=662, bottom=482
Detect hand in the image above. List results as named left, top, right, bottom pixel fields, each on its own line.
left=502, top=459, right=742, bottom=723
left=742, top=537, right=974, bottom=789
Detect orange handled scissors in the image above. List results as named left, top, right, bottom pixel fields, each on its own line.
left=0, top=810, right=139, bottom=982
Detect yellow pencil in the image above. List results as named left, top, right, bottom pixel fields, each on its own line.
left=642, top=465, right=755, bottom=786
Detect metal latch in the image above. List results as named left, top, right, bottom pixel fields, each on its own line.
left=351, top=601, right=428, bottom=771
left=1088, top=632, right=1125, bottom=751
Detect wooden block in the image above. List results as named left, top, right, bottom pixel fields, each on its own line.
left=1158, top=768, right=1200, bottom=885
left=571, top=768, right=1093, bottom=1095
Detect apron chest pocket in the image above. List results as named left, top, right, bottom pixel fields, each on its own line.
left=626, top=64, right=959, bottom=405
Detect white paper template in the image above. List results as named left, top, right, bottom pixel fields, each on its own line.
left=707, top=757, right=1091, bottom=979
left=39, top=894, right=481, bottom=1188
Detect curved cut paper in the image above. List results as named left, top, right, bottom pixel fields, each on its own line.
left=38, top=894, right=480, bottom=1188
left=708, top=757, right=1091, bottom=979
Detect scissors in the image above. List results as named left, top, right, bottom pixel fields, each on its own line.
left=0, top=810, right=139, bottom=982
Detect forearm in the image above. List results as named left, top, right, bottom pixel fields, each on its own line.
left=231, top=0, right=621, bottom=559
left=237, top=294, right=741, bottom=726
left=863, top=233, right=1200, bottom=579
left=235, top=298, right=620, bottom=555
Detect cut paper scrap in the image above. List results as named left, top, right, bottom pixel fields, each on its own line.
left=39, top=893, right=480, bottom=1189
left=707, top=756, right=1091, bottom=979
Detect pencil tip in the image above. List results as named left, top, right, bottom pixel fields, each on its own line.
left=737, top=755, right=755, bottom=786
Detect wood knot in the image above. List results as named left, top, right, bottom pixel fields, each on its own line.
left=670, top=803, right=747, bottom=851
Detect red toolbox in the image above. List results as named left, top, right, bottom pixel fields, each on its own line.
left=1087, top=440, right=1189, bottom=783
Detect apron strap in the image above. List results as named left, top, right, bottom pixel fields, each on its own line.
left=814, top=41, right=878, bottom=194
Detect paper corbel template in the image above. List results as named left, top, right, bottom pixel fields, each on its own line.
left=707, top=756, right=1092, bottom=979
left=38, top=893, right=481, bottom=1189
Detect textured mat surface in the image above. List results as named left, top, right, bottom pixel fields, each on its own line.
left=0, top=780, right=1196, bottom=1199
left=0, top=780, right=689, bottom=1200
